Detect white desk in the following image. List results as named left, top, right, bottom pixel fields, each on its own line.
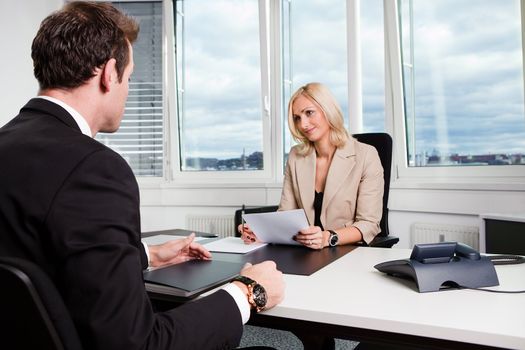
left=254, top=247, right=525, bottom=350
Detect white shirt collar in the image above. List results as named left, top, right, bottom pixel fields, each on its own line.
left=36, top=96, right=93, bottom=138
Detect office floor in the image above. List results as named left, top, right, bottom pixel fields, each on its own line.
left=239, top=325, right=358, bottom=349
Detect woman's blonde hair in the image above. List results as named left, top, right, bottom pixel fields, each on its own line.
left=288, top=82, right=349, bottom=156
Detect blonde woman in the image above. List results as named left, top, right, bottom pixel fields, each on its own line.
left=241, top=82, right=384, bottom=249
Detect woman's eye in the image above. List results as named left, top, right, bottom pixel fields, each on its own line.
left=293, top=115, right=300, bottom=122
left=306, top=110, right=314, bottom=116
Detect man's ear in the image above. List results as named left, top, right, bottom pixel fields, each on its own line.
left=100, top=58, right=118, bottom=93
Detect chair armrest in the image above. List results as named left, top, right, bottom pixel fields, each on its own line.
left=368, top=235, right=399, bottom=248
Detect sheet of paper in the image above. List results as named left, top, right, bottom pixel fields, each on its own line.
left=242, top=209, right=308, bottom=245
left=203, top=237, right=267, bottom=254
left=142, top=234, right=205, bottom=246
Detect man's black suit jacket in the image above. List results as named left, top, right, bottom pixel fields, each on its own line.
left=0, top=98, right=243, bottom=349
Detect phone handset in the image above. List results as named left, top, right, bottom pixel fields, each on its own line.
left=454, top=242, right=480, bottom=260
left=410, top=242, right=481, bottom=264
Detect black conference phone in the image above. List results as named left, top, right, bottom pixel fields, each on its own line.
left=374, top=242, right=499, bottom=292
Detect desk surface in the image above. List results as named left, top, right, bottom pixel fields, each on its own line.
left=144, top=231, right=525, bottom=349
left=257, top=247, right=525, bottom=349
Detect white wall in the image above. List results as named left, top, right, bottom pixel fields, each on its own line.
left=137, top=185, right=524, bottom=249
left=0, top=0, right=62, bottom=123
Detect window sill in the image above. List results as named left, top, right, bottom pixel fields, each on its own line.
left=137, top=179, right=284, bottom=190
left=138, top=181, right=284, bottom=207
left=391, top=177, right=525, bottom=192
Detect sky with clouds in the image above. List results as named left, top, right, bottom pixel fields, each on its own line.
left=176, top=0, right=524, bottom=162
left=179, top=0, right=263, bottom=160
left=401, top=0, right=525, bottom=157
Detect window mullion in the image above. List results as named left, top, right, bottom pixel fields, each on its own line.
left=384, top=0, right=406, bottom=181
left=258, top=0, right=273, bottom=181
left=347, top=0, right=363, bottom=134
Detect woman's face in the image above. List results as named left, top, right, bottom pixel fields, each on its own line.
left=292, top=94, right=330, bottom=143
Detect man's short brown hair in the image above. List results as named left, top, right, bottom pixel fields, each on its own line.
left=32, top=1, right=139, bottom=90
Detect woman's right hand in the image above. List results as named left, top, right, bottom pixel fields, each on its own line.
left=237, top=223, right=260, bottom=244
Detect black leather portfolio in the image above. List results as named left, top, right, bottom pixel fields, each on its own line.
left=143, top=259, right=243, bottom=299
left=213, top=243, right=357, bottom=276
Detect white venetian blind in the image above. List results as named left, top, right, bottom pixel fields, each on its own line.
left=97, top=1, right=164, bottom=177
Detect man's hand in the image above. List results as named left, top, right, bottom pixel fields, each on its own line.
left=148, top=233, right=212, bottom=268
left=233, top=260, right=285, bottom=310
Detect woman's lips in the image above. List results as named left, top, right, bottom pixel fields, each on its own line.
left=303, top=127, right=315, bottom=134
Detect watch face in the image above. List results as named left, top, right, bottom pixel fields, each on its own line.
left=330, top=232, right=339, bottom=246
left=252, top=284, right=267, bottom=308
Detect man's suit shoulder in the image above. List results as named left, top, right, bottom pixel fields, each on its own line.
left=13, top=98, right=129, bottom=171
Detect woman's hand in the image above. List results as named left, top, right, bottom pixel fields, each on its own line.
left=148, top=233, right=212, bottom=268
left=237, top=223, right=260, bottom=244
left=294, top=226, right=328, bottom=250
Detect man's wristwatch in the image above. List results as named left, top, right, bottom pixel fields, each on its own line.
left=232, top=275, right=268, bottom=312
left=328, top=230, right=339, bottom=247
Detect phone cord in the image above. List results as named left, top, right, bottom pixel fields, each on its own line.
left=488, top=255, right=525, bottom=265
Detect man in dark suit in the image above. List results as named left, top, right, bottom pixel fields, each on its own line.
left=0, top=2, right=284, bottom=349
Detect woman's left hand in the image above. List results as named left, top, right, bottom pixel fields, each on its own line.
left=294, top=226, right=326, bottom=250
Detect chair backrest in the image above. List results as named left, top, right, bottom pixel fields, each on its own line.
left=0, top=256, right=83, bottom=350
left=352, top=132, right=392, bottom=238
left=234, top=205, right=279, bottom=237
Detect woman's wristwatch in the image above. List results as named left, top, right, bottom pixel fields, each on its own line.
left=232, top=275, right=268, bottom=312
left=328, top=230, right=339, bottom=247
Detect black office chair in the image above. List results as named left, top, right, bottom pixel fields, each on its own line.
left=233, top=133, right=398, bottom=248
left=0, top=256, right=83, bottom=350
left=353, top=132, right=399, bottom=248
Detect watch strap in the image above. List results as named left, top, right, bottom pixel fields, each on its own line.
left=232, top=275, right=266, bottom=312
left=232, top=275, right=256, bottom=286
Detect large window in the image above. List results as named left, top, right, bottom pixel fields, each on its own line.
left=399, top=0, right=525, bottom=168
left=98, top=1, right=164, bottom=177
left=96, top=0, right=524, bottom=189
left=99, top=1, right=390, bottom=179
left=175, top=0, right=266, bottom=172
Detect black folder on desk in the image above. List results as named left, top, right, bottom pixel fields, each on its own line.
left=213, top=244, right=357, bottom=276
left=143, top=260, right=243, bottom=299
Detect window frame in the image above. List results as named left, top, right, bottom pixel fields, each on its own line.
left=384, top=0, right=525, bottom=191
left=160, top=0, right=275, bottom=185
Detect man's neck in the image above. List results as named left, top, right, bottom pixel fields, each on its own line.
left=39, top=88, right=97, bottom=136
left=38, top=89, right=95, bottom=137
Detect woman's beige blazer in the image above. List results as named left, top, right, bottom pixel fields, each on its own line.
left=278, top=137, right=384, bottom=244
